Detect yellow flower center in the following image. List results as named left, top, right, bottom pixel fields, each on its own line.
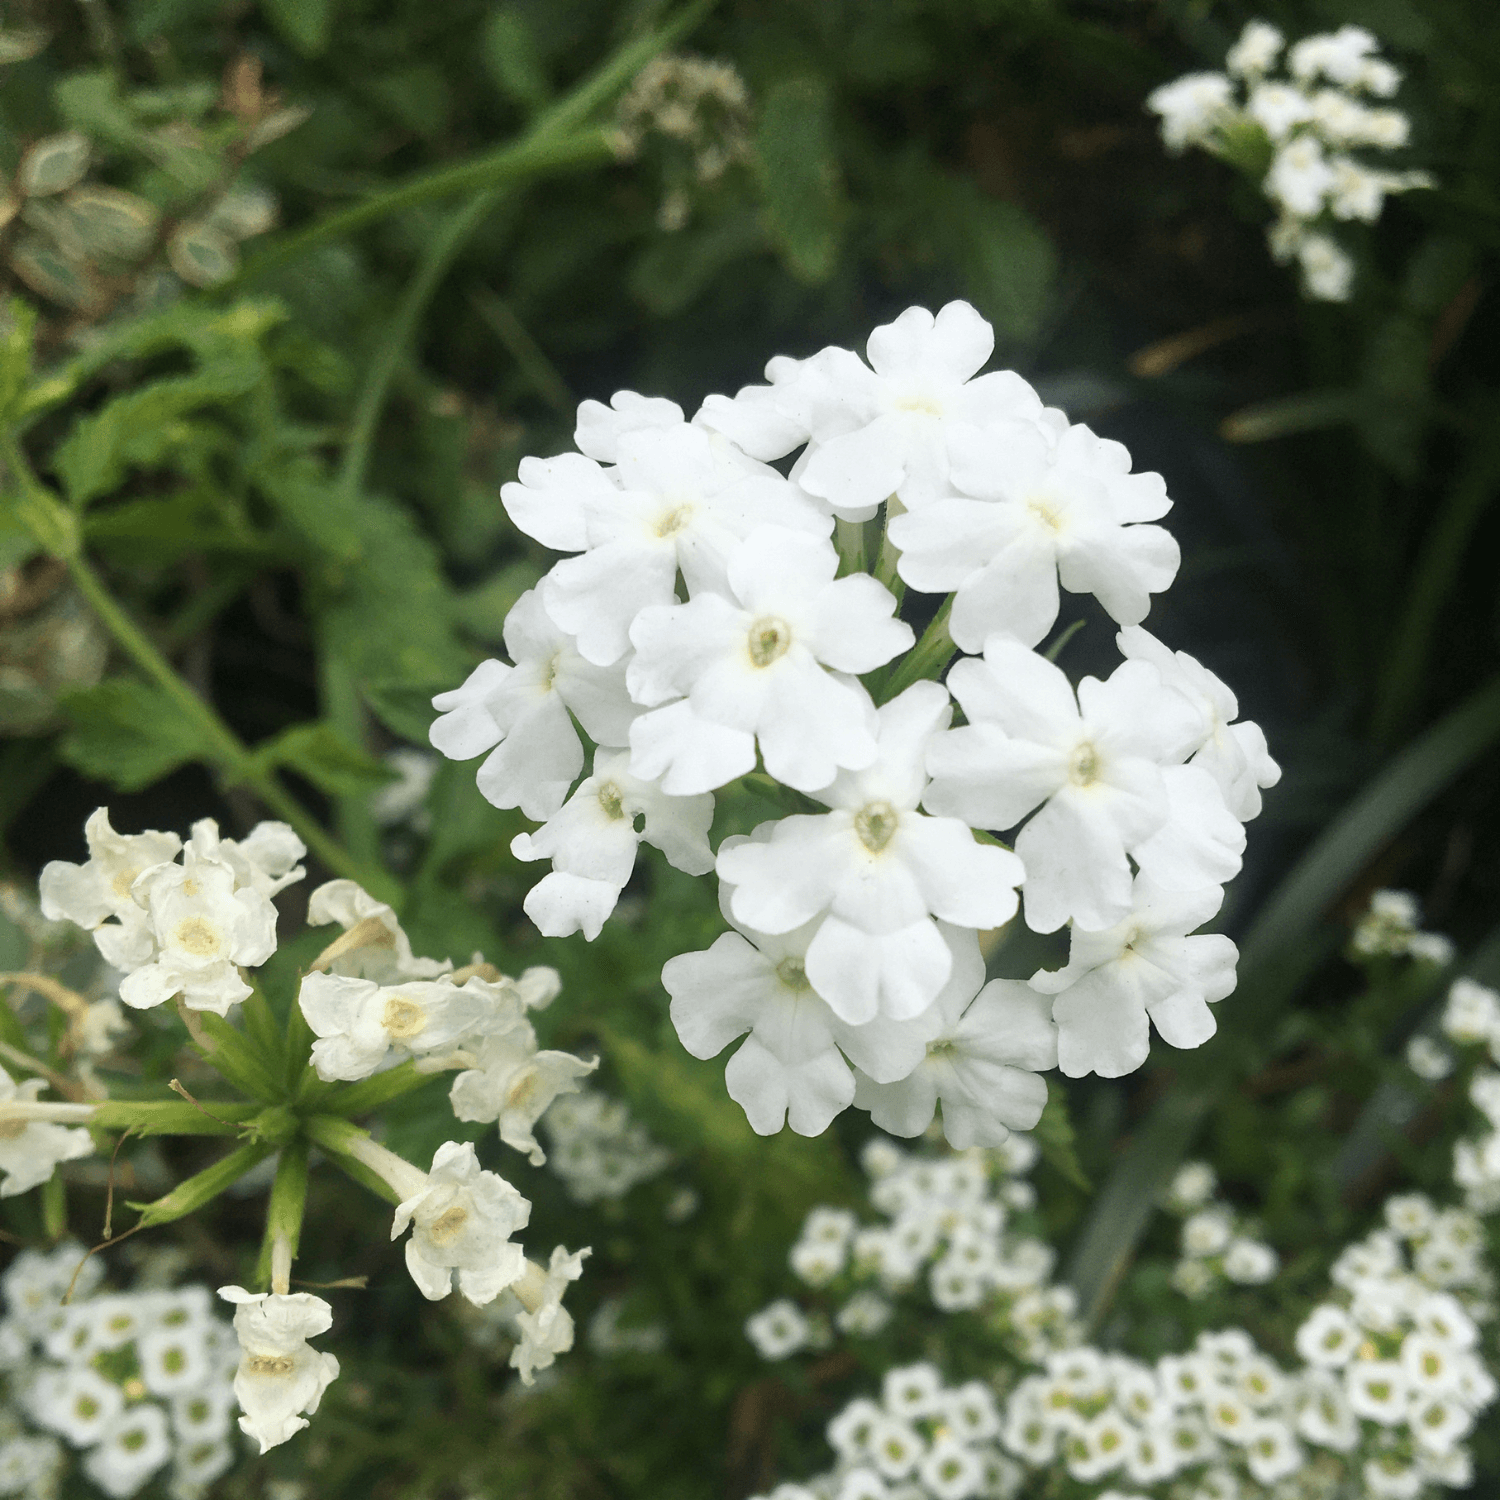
left=427, top=1204, right=469, bottom=1244
left=855, top=800, right=898, bottom=853
left=173, top=917, right=221, bottom=957
left=1068, top=741, right=1101, bottom=787
left=381, top=996, right=427, bottom=1039
left=246, top=1354, right=296, bottom=1376
left=597, top=781, right=626, bottom=821
left=747, top=616, right=792, bottom=668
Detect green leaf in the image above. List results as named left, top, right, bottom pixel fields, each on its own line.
left=166, top=221, right=239, bottom=287
left=482, top=7, right=551, bottom=111
left=1220, top=388, right=1362, bottom=443
left=628, top=210, right=766, bottom=316
left=0, top=298, right=37, bottom=423
left=189, top=1012, right=286, bottom=1103
left=53, top=351, right=264, bottom=505
left=57, top=679, right=219, bottom=792
left=955, top=191, right=1055, bottom=345
left=248, top=721, right=397, bottom=797
left=63, top=186, right=159, bottom=261
left=18, top=132, right=91, bottom=197
left=8, top=236, right=96, bottom=311
left=754, top=75, right=845, bottom=283
left=92, top=1100, right=262, bottom=1137
left=324, top=1061, right=436, bottom=1118
left=260, top=0, right=332, bottom=57
left=1031, top=1081, right=1090, bottom=1192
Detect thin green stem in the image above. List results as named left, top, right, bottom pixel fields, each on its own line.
left=878, top=597, right=955, bottom=703
left=834, top=517, right=868, bottom=575
left=468, top=285, right=575, bottom=417
left=1, top=433, right=368, bottom=887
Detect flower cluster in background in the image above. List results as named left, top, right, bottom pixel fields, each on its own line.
left=1, top=1244, right=237, bottom=1500
left=542, top=1089, right=672, bottom=1204
left=431, top=301, right=1280, bottom=1149
left=1147, top=21, right=1431, bottom=301
left=745, top=1134, right=1077, bottom=1368
left=745, top=891, right=1500, bottom=1500
left=1161, top=1160, right=1279, bottom=1300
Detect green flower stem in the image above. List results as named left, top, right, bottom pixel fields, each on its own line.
left=91, top=1100, right=263, bottom=1137
left=129, top=1140, right=276, bottom=1229
left=237, top=0, right=715, bottom=285
left=834, top=517, right=868, bottom=575
left=256, top=1141, right=310, bottom=1292
left=1, top=432, right=372, bottom=889
left=304, top=1114, right=427, bottom=1202
left=0, top=1100, right=97, bottom=1124
left=878, top=596, right=955, bottom=703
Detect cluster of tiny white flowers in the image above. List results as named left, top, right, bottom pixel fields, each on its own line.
left=541, top=1089, right=672, bottom=1204
left=745, top=1134, right=1078, bottom=1366
left=1354, top=890, right=1457, bottom=967
left=758, top=1362, right=1024, bottom=1500
left=1161, top=1160, right=1279, bottom=1300
left=1438, top=974, right=1500, bottom=1211
left=433, top=300, right=1279, bottom=1145
left=1147, top=21, right=1431, bottom=301
left=1, top=1245, right=238, bottom=1500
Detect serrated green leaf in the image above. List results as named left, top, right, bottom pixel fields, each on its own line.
left=250, top=721, right=397, bottom=797
left=57, top=679, right=219, bottom=791
left=54, top=351, right=263, bottom=505
left=755, top=75, right=844, bottom=283
left=260, top=0, right=332, bottom=57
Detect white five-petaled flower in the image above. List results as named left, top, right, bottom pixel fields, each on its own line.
left=717, top=682, right=1024, bottom=1023
left=511, top=746, right=714, bottom=939
left=428, top=587, right=636, bottom=820
left=391, top=1141, right=531, bottom=1305
left=38, top=807, right=181, bottom=969
left=297, top=971, right=513, bottom=1081
left=626, top=527, right=911, bottom=795
left=0, top=1068, right=93, bottom=1197
left=504, top=410, right=829, bottom=666
left=217, top=1287, right=339, bottom=1453
left=889, top=419, right=1179, bottom=652
left=853, top=971, right=1057, bottom=1148
left=664, top=893, right=955, bottom=1137
left=698, top=300, right=1048, bottom=517
left=924, top=637, right=1201, bottom=933
left=120, top=843, right=279, bottom=1014
left=304, top=878, right=451, bottom=984
left=448, top=1026, right=598, bottom=1164
left=1030, top=877, right=1239, bottom=1078
left=1116, top=627, right=1281, bottom=821
left=1145, top=73, right=1235, bottom=152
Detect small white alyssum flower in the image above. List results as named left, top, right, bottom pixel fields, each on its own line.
left=217, top=1287, right=340, bottom=1452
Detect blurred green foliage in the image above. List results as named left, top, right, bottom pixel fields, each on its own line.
left=3, top=0, right=1500, bottom=1495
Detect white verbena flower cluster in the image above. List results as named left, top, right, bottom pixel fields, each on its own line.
left=433, top=301, right=1279, bottom=1144
left=1161, top=1160, right=1279, bottom=1300
left=1, top=1245, right=238, bottom=1500
left=744, top=1134, right=1078, bottom=1367
left=541, top=1089, right=672, bottom=1203
left=1147, top=21, right=1431, bottom=301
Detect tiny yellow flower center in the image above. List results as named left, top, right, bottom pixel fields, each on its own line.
left=173, top=917, right=221, bottom=957
left=1068, top=741, right=1101, bottom=787
left=855, top=800, right=899, bottom=854
left=747, top=616, right=792, bottom=668
left=161, top=1347, right=187, bottom=1374
left=775, top=956, right=810, bottom=992
left=76, top=1395, right=100, bottom=1419
left=655, top=504, right=691, bottom=537
left=111, top=866, right=141, bottom=898
left=505, top=1069, right=542, bottom=1113
left=597, top=781, right=626, bottom=821
left=381, top=996, right=427, bottom=1039
left=122, top=1376, right=147, bottom=1400
left=246, top=1354, right=296, bottom=1376
left=1026, top=494, right=1064, bottom=532
left=120, top=1429, right=148, bottom=1452
left=427, top=1204, right=470, bottom=1244
left=894, top=394, right=942, bottom=417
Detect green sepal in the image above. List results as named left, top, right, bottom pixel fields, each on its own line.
left=41, top=1173, right=66, bottom=1241
left=322, top=1061, right=436, bottom=1118
left=92, top=1099, right=262, bottom=1137
left=188, top=1012, right=284, bottom=1103
left=254, top=1140, right=310, bottom=1287
left=242, top=1105, right=298, bottom=1147
left=239, top=988, right=285, bottom=1077
left=128, top=1140, right=275, bottom=1228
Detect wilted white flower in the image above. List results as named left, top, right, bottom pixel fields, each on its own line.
left=0, top=1068, right=93, bottom=1196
